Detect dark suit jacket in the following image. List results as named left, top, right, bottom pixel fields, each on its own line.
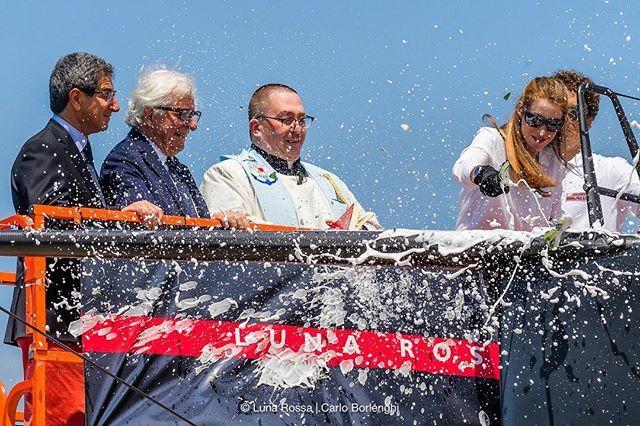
left=5, top=119, right=106, bottom=345
left=100, top=128, right=210, bottom=218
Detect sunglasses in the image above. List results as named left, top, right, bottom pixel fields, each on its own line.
left=523, top=110, right=564, bottom=132
left=155, top=106, right=202, bottom=123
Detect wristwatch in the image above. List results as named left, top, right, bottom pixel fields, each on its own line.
left=470, top=165, right=483, bottom=184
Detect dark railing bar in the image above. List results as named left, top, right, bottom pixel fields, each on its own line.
left=596, top=186, right=640, bottom=204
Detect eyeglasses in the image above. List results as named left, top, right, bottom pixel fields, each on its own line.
left=567, top=105, right=579, bottom=121
left=523, top=110, right=564, bottom=132
left=155, top=106, right=202, bottom=123
left=256, top=115, right=315, bottom=129
left=81, top=89, right=117, bottom=103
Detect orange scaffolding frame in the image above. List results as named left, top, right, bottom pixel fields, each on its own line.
left=0, top=205, right=298, bottom=425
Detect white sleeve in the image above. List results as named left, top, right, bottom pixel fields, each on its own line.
left=200, top=160, right=261, bottom=219
left=452, top=128, right=500, bottom=189
left=344, top=186, right=382, bottom=230
left=548, top=188, right=564, bottom=223
left=608, top=156, right=640, bottom=214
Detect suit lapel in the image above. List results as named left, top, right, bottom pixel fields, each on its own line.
left=129, top=129, right=187, bottom=214
left=48, top=120, right=105, bottom=208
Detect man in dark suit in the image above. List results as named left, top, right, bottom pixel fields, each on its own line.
left=7, top=52, right=163, bottom=424
left=101, top=68, right=249, bottom=228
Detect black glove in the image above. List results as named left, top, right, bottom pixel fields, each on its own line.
left=471, top=165, right=510, bottom=197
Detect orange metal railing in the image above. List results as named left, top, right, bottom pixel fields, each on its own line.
left=0, top=213, right=32, bottom=426
left=0, top=205, right=299, bottom=425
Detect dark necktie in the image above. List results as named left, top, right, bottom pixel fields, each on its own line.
left=81, top=141, right=106, bottom=206
left=166, top=157, right=198, bottom=217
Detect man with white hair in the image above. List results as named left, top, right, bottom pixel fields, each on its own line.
left=201, top=83, right=380, bottom=229
left=101, top=69, right=249, bottom=229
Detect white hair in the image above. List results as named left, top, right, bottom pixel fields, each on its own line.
left=125, top=67, right=197, bottom=128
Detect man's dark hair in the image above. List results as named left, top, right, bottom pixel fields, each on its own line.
left=552, top=70, right=600, bottom=119
left=49, top=52, right=114, bottom=114
left=248, top=83, right=298, bottom=120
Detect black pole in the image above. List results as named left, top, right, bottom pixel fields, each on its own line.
left=578, top=82, right=603, bottom=227
left=0, top=228, right=630, bottom=267
left=578, top=82, right=640, bottom=227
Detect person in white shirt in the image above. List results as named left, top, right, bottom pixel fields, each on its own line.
left=554, top=70, right=640, bottom=231
left=453, top=77, right=570, bottom=231
left=201, top=84, right=380, bottom=230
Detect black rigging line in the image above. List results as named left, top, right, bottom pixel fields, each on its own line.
left=613, top=91, right=640, bottom=103
left=0, top=304, right=195, bottom=426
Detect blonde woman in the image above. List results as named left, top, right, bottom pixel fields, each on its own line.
left=453, top=77, right=569, bottom=231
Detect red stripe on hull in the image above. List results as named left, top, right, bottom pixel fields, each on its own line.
left=82, top=315, right=500, bottom=380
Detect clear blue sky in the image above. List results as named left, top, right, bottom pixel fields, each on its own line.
left=1, top=0, right=639, bottom=387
